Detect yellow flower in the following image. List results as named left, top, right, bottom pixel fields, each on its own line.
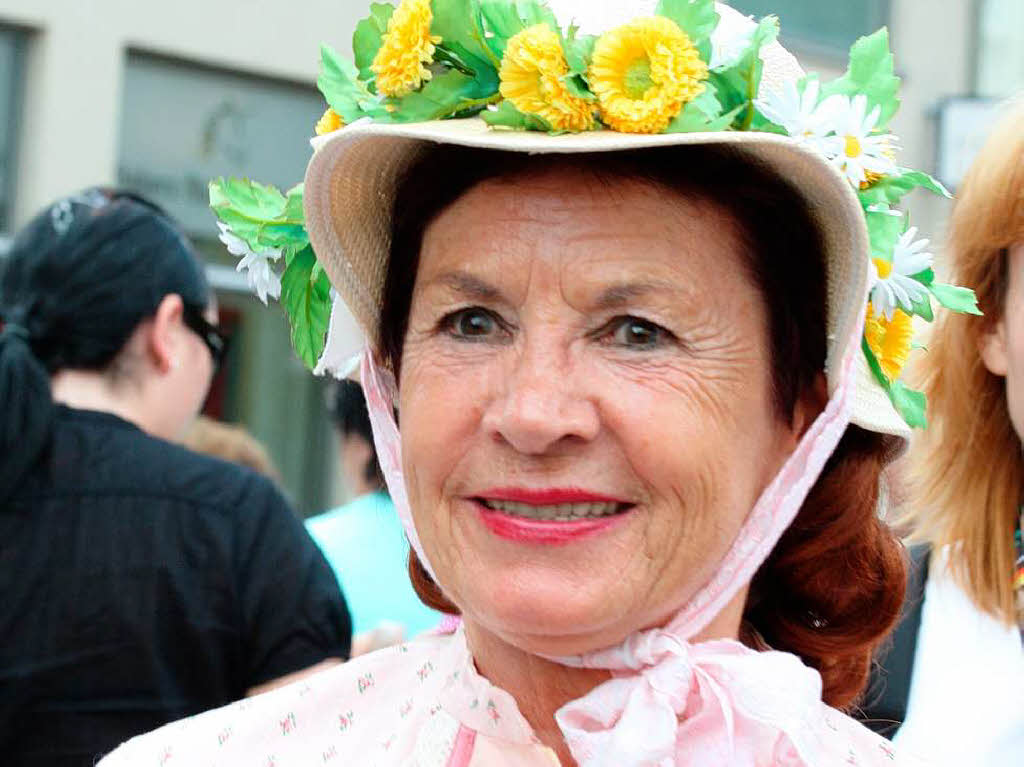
left=588, top=16, right=708, bottom=134
left=499, top=24, right=595, bottom=132
left=315, top=108, right=344, bottom=136
left=371, top=0, right=442, bottom=98
left=864, top=303, right=914, bottom=382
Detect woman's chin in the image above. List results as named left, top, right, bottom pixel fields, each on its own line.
left=458, top=569, right=641, bottom=657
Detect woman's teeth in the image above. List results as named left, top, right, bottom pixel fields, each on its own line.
left=481, top=499, right=623, bottom=521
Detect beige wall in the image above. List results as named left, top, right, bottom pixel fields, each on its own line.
left=1, top=0, right=981, bottom=240
left=0, top=0, right=364, bottom=227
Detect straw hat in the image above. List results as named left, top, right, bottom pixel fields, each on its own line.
left=209, top=1, right=978, bottom=446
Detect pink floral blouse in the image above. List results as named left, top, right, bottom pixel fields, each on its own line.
left=99, top=624, right=920, bottom=766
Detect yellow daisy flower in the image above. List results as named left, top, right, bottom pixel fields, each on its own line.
left=864, top=303, right=914, bottom=382
left=314, top=108, right=344, bottom=136
left=588, top=16, right=708, bottom=134
left=371, top=0, right=442, bottom=98
left=499, top=24, right=595, bottom=132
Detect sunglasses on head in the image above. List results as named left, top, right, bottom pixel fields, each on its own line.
left=182, top=304, right=230, bottom=369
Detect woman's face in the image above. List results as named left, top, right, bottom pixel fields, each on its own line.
left=981, top=242, right=1024, bottom=439
left=399, top=168, right=806, bottom=656
left=165, top=302, right=218, bottom=440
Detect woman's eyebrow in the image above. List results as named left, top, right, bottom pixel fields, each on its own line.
left=426, top=270, right=502, bottom=301
left=594, top=280, right=682, bottom=310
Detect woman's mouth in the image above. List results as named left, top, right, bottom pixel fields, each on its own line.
left=471, top=488, right=634, bottom=544
left=478, top=499, right=626, bottom=521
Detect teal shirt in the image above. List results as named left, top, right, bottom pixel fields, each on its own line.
left=305, top=491, right=441, bottom=638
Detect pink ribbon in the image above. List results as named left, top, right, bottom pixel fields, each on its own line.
left=555, top=634, right=826, bottom=766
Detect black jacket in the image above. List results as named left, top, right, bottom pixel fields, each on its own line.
left=0, top=406, right=351, bottom=766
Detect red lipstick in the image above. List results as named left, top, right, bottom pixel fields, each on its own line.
left=472, top=487, right=632, bottom=545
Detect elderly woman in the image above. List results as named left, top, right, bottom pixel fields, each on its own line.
left=101, top=2, right=977, bottom=764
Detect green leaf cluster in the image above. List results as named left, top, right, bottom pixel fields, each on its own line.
left=707, top=15, right=779, bottom=130
left=209, top=179, right=333, bottom=370
left=820, top=28, right=900, bottom=129
left=209, top=178, right=309, bottom=256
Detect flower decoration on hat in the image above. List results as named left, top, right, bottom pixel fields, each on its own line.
left=499, top=23, right=595, bottom=132
left=870, top=227, right=933, bottom=321
left=206, top=0, right=981, bottom=431
left=370, top=0, right=442, bottom=97
left=588, top=16, right=708, bottom=134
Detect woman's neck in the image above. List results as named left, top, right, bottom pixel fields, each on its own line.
left=461, top=589, right=748, bottom=766
left=51, top=369, right=150, bottom=434
left=464, top=620, right=607, bottom=767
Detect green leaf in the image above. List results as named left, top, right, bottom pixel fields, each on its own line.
left=353, top=3, right=394, bottom=84
left=861, top=338, right=927, bottom=429
left=563, top=25, right=596, bottom=78
left=318, top=44, right=390, bottom=123
left=479, top=0, right=560, bottom=61
left=562, top=73, right=596, bottom=101
left=433, top=44, right=479, bottom=76
left=655, top=0, right=720, bottom=60
left=888, top=381, right=928, bottom=428
left=665, top=83, right=740, bottom=132
left=929, top=283, right=983, bottom=315
left=709, top=16, right=779, bottom=129
left=864, top=207, right=903, bottom=260
left=280, top=246, right=333, bottom=369
left=209, top=178, right=309, bottom=254
left=909, top=293, right=934, bottom=322
left=910, top=267, right=935, bottom=287
left=210, top=177, right=286, bottom=219
left=480, top=100, right=552, bottom=131
left=391, top=68, right=500, bottom=122
left=433, top=0, right=502, bottom=70
left=820, top=28, right=900, bottom=128
left=858, top=168, right=951, bottom=208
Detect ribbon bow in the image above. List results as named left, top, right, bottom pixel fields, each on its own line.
left=555, top=633, right=825, bottom=767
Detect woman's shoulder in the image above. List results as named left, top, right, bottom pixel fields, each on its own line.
left=98, top=632, right=460, bottom=767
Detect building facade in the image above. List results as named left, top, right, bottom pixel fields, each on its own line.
left=0, top=0, right=1020, bottom=512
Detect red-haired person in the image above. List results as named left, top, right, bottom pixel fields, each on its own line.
left=883, top=99, right=1024, bottom=766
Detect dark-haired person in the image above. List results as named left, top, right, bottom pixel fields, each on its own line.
left=306, top=380, right=440, bottom=655
left=0, top=189, right=351, bottom=766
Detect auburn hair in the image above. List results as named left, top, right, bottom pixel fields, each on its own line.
left=381, top=145, right=906, bottom=710
left=902, top=98, right=1024, bottom=625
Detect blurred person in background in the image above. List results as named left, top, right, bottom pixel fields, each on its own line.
left=306, top=379, right=440, bottom=654
left=874, top=99, right=1023, bottom=765
left=185, top=415, right=283, bottom=483
left=0, top=189, right=351, bottom=766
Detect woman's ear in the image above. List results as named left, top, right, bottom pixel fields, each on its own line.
left=147, top=294, right=185, bottom=374
left=979, top=320, right=1009, bottom=377
left=792, top=371, right=828, bottom=439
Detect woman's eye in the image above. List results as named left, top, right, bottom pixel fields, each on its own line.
left=608, top=317, right=670, bottom=349
left=443, top=307, right=502, bottom=339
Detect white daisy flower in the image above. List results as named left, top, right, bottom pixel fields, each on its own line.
left=870, top=226, right=934, bottom=320
left=821, top=93, right=898, bottom=187
left=217, top=221, right=283, bottom=306
left=754, top=79, right=840, bottom=151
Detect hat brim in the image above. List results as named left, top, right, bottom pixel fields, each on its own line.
left=303, top=116, right=909, bottom=444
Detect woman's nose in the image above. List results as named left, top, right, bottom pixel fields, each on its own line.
left=481, top=344, right=600, bottom=455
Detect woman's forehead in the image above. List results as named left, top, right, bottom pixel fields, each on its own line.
left=415, top=168, right=746, bottom=298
